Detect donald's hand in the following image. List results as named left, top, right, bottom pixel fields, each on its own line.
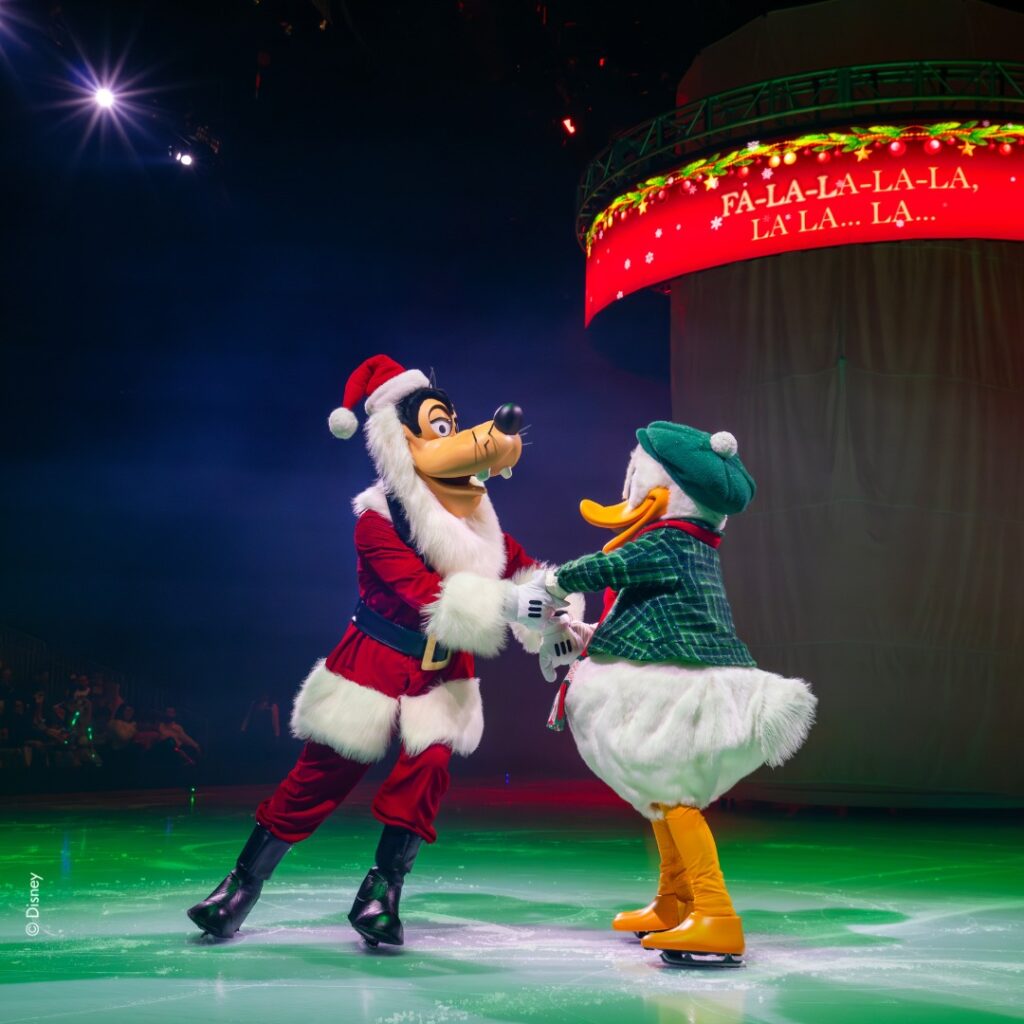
left=538, top=615, right=595, bottom=683
left=502, top=569, right=565, bottom=633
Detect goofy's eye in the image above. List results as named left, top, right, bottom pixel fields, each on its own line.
left=431, top=417, right=453, bottom=437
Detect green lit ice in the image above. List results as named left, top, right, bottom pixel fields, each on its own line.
left=2, top=783, right=1021, bottom=1023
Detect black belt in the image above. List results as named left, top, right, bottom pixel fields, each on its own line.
left=352, top=600, right=453, bottom=671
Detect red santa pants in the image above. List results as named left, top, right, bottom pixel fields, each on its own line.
left=256, top=740, right=452, bottom=844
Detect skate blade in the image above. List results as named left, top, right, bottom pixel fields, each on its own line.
left=660, top=950, right=744, bottom=969
left=186, top=907, right=236, bottom=941
left=351, top=923, right=402, bottom=948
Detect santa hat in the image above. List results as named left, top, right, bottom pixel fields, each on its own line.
left=328, top=354, right=430, bottom=439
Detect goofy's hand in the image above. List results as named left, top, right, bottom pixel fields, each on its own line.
left=502, top=569, right=566, bottom=633
left=538, top=614, right=595, bottom=683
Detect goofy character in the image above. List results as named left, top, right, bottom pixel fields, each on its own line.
left=187, top=354, right=573, bottom=947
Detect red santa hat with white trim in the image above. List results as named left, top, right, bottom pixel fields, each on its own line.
left=328, top=354, right=430, bottom=439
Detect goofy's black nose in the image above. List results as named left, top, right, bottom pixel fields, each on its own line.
left=493, top=403, right=524, bottom=436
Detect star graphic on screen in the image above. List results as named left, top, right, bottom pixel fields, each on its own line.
left=855, top=147, right=871, bottom=162
left=704, top=175, right=719, bottom=191
left=959, top=140, right=976, bottom=157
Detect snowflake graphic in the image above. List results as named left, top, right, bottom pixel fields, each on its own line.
left=675, top=223, right=682, bottom=230
left=710, top=216, right=723, bottom=231
left=746, top=140, right=760, bottom=150
left=895, top=218, right=905, bottom=228
left=655, top=228, right=663, bottom=238
left=645, top=251, right=654, bottom=264
left=615, top=290, right=624, bottom=300
left=761, top=167, right=773, bottom=180
left=623, top=258, right=631, bottom=270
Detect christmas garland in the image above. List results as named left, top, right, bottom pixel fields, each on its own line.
left=585, top=121, right=1024, bottom=254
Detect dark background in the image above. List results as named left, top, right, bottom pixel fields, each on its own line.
left=8, top=0, right=1010, bottom=783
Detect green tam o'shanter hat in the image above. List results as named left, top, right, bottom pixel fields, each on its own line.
left=636, top=421, right=756, bottom=515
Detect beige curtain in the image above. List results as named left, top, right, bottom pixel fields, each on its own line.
left=670, top=239, right=1024, bottom=802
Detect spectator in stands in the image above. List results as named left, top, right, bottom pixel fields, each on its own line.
left=108, top=703, right=139, bottom=748
left=0, top=696, right=13, bottom=767
left=30, top=688, right=67, bottom=753
left=105, top=680, right=125, bottom=718
left=158, top=706, right=201, bottom=766
left=0, top=666, right=18, bottom=704
left=240, top=690, right=280, bottom=751
left=3, top=697, right=33, bottom=767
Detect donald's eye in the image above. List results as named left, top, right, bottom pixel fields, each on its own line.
left=431, top=418, right=453, bottom=437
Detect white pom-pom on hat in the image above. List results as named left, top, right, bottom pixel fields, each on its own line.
left=328, top=406, right=359, bottom=440
left=710, top=431, right=738, bottom=458
left=327, top=354, right=429, bottom=440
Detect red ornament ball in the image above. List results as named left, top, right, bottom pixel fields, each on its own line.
left=888, top=140, right=906, bottom=156
left=999, top=142, right=1014, bottom=156
left=657, top=189, right=666, bottom=200
left=619, top=210, right=627, bottom=221
left=737, top=165, right=750, bottom=178
left=816, top=150, right=831, bottom=163
left=924, top=138, right=942, bottom=154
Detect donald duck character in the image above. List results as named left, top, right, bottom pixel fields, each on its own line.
left=187, top=354, right=577, bottom=948
left=543, top=421, right=817, bottom=967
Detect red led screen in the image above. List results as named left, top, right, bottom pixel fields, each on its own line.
left=584, top=126, right=1024, bottom=324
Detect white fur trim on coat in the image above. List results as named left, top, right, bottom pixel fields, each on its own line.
left=400, top=678, right=484, bottom=757
left=289, top=660, right=398, bottom=762
left=358, top=406, right=508, bottom=579
left=565, top=656, right=816, bottom=818
left=423, top=572, right=513, bottom=657
left=364, top=369, right=430, bottom=414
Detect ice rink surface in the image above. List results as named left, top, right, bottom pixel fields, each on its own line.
left=1, top=781, right=1021, bottom=1024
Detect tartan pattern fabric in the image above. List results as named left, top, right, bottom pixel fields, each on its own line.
left=556, top=527, right=756, bottom=667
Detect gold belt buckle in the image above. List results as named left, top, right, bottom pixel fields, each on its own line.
left=421, top=634, right=452, bottom=672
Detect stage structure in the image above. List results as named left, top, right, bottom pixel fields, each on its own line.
left=577, top=0, right=1024, bottom=804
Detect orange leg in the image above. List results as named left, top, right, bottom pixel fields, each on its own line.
left=640, top=805, right=745, bottom=966
left=612, top=817, right=694, bottom=935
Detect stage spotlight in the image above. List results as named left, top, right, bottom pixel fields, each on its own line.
left=562, top=117, right=577, bottom=136
left=94, top=86, right=115, bottom=109
left=180, top=153, right=193, bottom=166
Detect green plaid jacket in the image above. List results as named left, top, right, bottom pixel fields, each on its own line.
left=555, top=524, right=756, bottom=667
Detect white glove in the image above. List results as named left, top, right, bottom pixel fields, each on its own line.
left=502, top=569, right=565, bottom=632
left=538, top=615, right=596, bottom=683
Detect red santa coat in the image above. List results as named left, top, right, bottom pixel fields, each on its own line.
left=289, top=500, right=536, bottom=764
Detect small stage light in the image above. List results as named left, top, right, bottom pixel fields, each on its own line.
left=94, top=86, right=115, bottom=109
left=180, top=153, right=194, bottom=166
left=562, top=117, right=576, bottom=136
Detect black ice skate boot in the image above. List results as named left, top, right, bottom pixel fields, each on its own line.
left=348, top=825, right=423, bottom=946
left=187, top=824, right=291, bottom=938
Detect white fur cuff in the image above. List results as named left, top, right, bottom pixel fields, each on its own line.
left=400, top=678, right=484, bottom=757
left=290, top=660, right=399, bottom=762
left=423, top=573, right=513, bottom=657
